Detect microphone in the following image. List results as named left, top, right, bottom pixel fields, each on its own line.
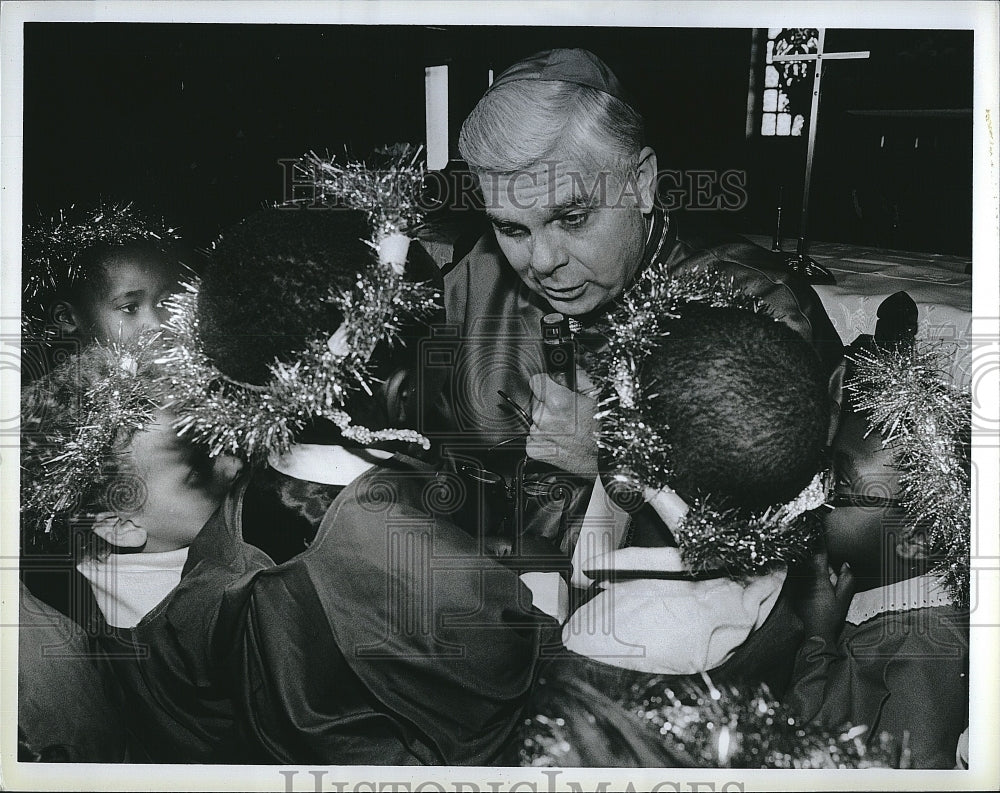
left=541, top=312, right=576, bottom=390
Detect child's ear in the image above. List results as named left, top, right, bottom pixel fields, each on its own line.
left=382, top=368, right=413, bottom=426
left=52, top=300, right=85, bottom=337
left=91, top=513, right=147, bottom=549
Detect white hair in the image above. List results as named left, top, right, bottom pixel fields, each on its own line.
left=458, top=80, right=644, bottom=176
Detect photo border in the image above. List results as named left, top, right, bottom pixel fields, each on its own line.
left=2, top=2, right=997, bottom=791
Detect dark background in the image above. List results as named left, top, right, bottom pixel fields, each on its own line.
left=23, top=24, right=974, bottom=256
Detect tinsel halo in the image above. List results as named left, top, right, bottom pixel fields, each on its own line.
left=301, top=143, right=434, bottom=241
left=845, top=342, right=971, bottom=608
left=593, top=263, right=830, bottom=579
left=158, top=147, right=441, bottom=461
left=22, top=202, right=181, bottom=336
left=20, top=332, right=160, bottom=548
left=668, top=473, right=829, bottom=578
left=158, top=272, right=439, bottom=461
left=595, top=265, right=765, bottom=493
left=520, top=671, right=896, bottom=768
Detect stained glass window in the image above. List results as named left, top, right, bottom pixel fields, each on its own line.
left=758, top=28, right=818, bottom=137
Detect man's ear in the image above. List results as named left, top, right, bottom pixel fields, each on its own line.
left=382, top=368, right=413, bottom=426
left=635, top=146, right=659, bottom=215
left=91, top=513, right=147, bottom=549
left=52, top=300, right=85, bottom=336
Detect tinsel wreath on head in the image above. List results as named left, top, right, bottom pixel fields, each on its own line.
left=158, top=146, right=441, bottom=462
left=302, top=143, right=434, bottom=244
left=22, top=202, right=180, bottom=336
left=593, top=263, right=831, bottom=579
left=846, top=342, right=972, bottom=608
left=20, top=333, right=160, bottom=551
left=520, top=670, right=897, bottom=768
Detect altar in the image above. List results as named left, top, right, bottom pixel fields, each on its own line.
left=745, top=235, right=974, bottom=385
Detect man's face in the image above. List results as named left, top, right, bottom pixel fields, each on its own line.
left=479, top=150, right=656, bottom=316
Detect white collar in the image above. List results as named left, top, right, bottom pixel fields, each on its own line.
left=846, top=574, right=953, bottom=625
left=569, top=476, right=633, bottom=588
left=267, top=443, right=393, bottom=486
left=78, top=547, right=189, bottom=628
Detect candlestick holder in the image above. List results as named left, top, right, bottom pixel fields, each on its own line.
left=783, top=237, right=837, bottom=284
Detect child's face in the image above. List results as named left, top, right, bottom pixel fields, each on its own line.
left=80, top=252, right=181, bottom=343
left=105, top=410, right=243, bottom=553
left=823, top=410, right=910, bottom=575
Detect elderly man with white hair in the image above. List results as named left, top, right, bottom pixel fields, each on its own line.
left=442, top=48, right=842, bottom=563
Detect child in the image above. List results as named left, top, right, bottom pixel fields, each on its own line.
left=783, top=341, right=970, bottom=769
left=18, top=335, right=237, bottom=763
left=62, top=201, right=555, bottom=765
left=508, top=296, right=903, bottom=768
left=22, top=203, right=186, bottom=350
left=20, top=203, right=188, bottom=620
left=557, top=298, right=831, bottom=691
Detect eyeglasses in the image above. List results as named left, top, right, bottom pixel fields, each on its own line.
left=453, top=390, right=578, bottom=545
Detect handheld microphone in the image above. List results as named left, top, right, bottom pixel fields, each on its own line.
left=541, top=312, right=576, bottom=390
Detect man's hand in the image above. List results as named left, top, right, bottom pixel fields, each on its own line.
left=789, top=549, right=856, bottom=643
left=525, top=369, right=598, bottom=476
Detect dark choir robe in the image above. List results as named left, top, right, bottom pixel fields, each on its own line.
left=18, top=582, right=127, bottom=762
left=784, top=576, right=969, bottom=769
left=99, top=454, right=558, bottom=764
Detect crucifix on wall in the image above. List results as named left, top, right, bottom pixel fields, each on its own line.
left=770, top=29, right=870, bottom=283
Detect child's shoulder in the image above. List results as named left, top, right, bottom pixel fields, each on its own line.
left=333, top=453, right=451, bottom=521
left=842, top=575, right=970, bottom=662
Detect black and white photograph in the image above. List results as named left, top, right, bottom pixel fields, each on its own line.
left=2, top=2, right=997, bottom=791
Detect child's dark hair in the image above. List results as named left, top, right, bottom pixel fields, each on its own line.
left=197, top=207, right=442, bottom=387
left=642, top=304, right=829, bottom=512
left=57, top=240, right=176, bottom=306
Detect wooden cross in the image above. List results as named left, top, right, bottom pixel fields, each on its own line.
left=771, top=29, right=870, bottom=282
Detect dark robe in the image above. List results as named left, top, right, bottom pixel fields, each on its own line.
left=99, top=454, right=557, bottom=764
left=784, top=590, right=969, bottom=769
left=18, top=582, right=127, bottom=762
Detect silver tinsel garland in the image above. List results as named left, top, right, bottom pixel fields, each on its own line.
left=670, top=490, right=824, bottom=578
left=846, top=343, right=971, bottom=607
left=159, top=147, right=441, bottom=461
left=594, top=263, right=828, bottom=579
left=20, top=333, right=159, bottom=542
left=521, top=674, right=895, bottom=768
left=303, top=143, right=432, bottom=241
left=159, top=268, right=440, bottom=461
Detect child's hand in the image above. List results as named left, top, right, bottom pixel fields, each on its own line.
left=789, top=549, right=856, bottom=643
